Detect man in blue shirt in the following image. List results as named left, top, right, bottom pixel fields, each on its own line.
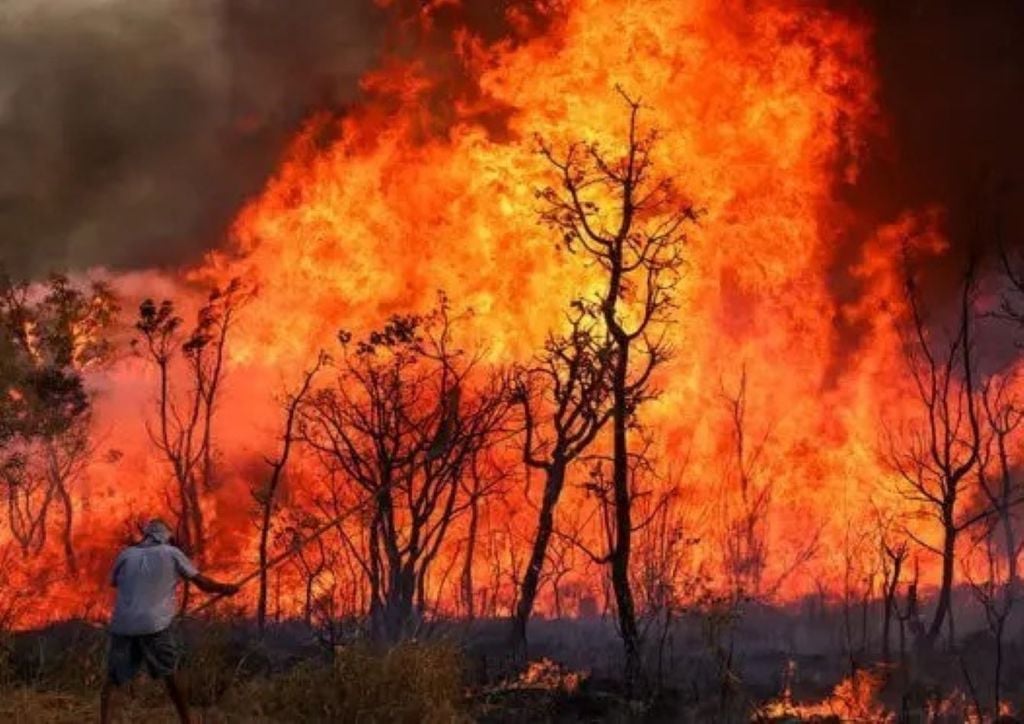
left=101, top=519, right=239, bottom=724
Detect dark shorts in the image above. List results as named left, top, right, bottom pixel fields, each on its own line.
left=107, top=627, right=183, bottom=685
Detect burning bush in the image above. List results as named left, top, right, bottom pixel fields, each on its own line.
left=759, top=667, right=891, bottom=722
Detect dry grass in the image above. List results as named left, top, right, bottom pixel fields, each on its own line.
left=0, top=632, right=468, bottom=723
left=233, top=641, right=467, bottom=723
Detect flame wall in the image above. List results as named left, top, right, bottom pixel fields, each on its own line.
left=2, top=0, right=988, bottom=625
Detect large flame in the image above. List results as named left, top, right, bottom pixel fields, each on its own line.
left=3, top=0, right=982, bottom=624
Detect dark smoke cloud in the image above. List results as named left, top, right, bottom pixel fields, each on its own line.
left=845, top=0, right=1024, bottom=271
left=826, top=0, right=1024, bottom=375
left=0, top=0, right=385, bottom=276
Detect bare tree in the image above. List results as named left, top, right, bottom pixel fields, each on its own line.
left=884, top=249, right=982, bottom=646
left=134, top=279, right=249, bottom=559
left=461, top=450, right=508, bottom=621
left=963, top=373, right=1024, bottom=714
left=253, top=352, right=328, bottom=632
left=510, top=301, right=613, bottom=654
left=276, top=510, right=347, bottom=646
left=978, top=374, right=1024, bottom=587
left=962, top=529, right=1020, bottom=718
left=839, top=518, right=876, bottom=676
left=718, top=367, right=773, bottom=599
left=301, top=298, right=508, bottom=641
left=536, top=88, right=695, bottom=689
left=895, top=558, right=925, bottom=662
left=545, top=532, right=579, bottom=620
left=632, top=480, right=696, bottom=691
left=873, top=504, right=909, bottom=664
left=716, top=367, right=818, bottom=611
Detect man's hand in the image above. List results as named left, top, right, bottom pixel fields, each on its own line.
left=192, top=573, right=241, bottom=596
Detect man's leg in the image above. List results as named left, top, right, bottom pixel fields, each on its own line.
left=99, top=679, right=118, bottom=724
left=163, top=673, right=192, bottom=724
left=142, top=628, right=190, bottom=724
left=103, top=634, right=138, bottom=724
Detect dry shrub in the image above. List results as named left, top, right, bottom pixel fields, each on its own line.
left=7, top=623, right=106, bottom=692
left=238, top=640, right=467, bottom=723
left=182, top=623, right=245, bottom=707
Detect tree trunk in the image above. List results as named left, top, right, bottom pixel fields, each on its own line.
left=1001, top=506, right=1018, bottom=599
left=56, top=480, right=77, bottom=576
left=511, top=462, right=566, bottom=656
left=994, top=618, right=1004, bottom=714
left=462, top=494, right=480, bottom=621
left=188, top=476, right=206, bottom=560
left=304, top=572, right=314, bottom=627
left=256, top=480, right=277, bottom=632
left=926, top=511, right=957, bottom=644
left=376, top=564, right=417, bottom=643
left=881, top=556, right=902, bottom=663
left=610, top=347, right=641, bottom=693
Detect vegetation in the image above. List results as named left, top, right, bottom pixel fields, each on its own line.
left=0, top=625, right=466, bottom=724
left=2, top=95, right=1024, bottom=723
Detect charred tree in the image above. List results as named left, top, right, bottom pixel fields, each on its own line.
left=510, top=301, right=613, bottom=656
left=885, top=250, right=981, bottom=647
left=134, top=279, right=249, bottom=560
left=879, top=526, right=908, bottom=664
left=718, top=367, right=773, bottom=599
left=536, top=88, right=695, bottom=689
left=253, top=352, right=327, bottom=633
left=461, top=451, right=507, bottom=622
left=302, top=298, right=508, bottom=642
left=966, top=375, right=1024, bottom=714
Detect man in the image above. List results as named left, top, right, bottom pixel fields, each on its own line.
left=100, top=519, right=239, bottom=724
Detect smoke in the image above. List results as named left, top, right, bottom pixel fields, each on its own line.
left=0, top=0, right=385, bottom=276
left=822, top=0, right=1024, bottom=369
left=848, top=0, right=1024, bottom=268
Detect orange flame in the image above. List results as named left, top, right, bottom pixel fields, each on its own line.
left=1, top=0, right=1003, bottom=626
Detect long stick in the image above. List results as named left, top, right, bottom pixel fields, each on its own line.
left=188, top=500, right=368, bottom=616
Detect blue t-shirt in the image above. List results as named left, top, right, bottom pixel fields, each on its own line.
left=109, top=541, right=198, bottom=635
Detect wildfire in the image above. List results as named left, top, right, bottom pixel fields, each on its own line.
left=0, top=0, right=999, bottom=628
left=200, top=0, right=891, bottom=604
left=510, top=659, right=586, bottom=695
left=760, top=666, right=892, bottom=722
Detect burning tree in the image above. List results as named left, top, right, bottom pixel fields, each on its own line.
left=872, top=503, right=909, bottom=664
left=718, top=367, right=773, bottom=599
left=510, top=300, right=614, bottom=655
left=134, top=278, right=249, bottom=560
left=252, top=352, right=328, bottom=632
left=963, top=367, right=1024, bottom=713
left=535, top=89, right=696, bottom=688
left=300, top=298, right=509, bottom=642
left=0, top=273, right=117, bottom=575
left=884, top=249, right=982, bottom=647
left=460, top=449, right=510, bottom=621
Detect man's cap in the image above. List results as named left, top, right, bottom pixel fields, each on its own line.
left=142, top=518, right=173, bottom=544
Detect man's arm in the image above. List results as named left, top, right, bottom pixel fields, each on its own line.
left=171, top=547, right=239, bottom=596
left=190, top=573, right=240, bottom=596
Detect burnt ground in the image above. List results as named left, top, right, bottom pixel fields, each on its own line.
left=3, top=594, right=1024, bottom=722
